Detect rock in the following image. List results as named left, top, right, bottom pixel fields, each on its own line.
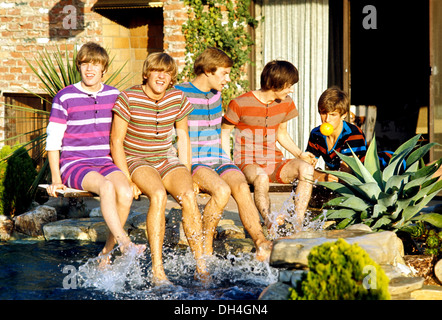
left=13, top=205, right=57, bottom=237
left=434, top=259, right=442, bottom=284
left=270, top=229, right=405, bottom=269
left=43, top=218, right=101, bottom=241
left=0, top=215, right=13, bottom=240
left=214, top=238, right=255, bottom=257
left=216, top=223, right=245, bottom=240
left=388, top=276, right=424, bottom=296
left=410, top=285, right=442, bottom=300
left=258, top=282, right=291, bottom=300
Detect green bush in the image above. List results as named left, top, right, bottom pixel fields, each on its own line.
left=289, top=238, right=390, bottom=300
left=0, top=145, right=37, bottom=216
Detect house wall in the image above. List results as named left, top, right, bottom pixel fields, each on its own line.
left=0, top=0, right=188, bottom=145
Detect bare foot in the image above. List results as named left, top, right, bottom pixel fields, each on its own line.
left=255, top=240, right=272, bottom=262
left=97, top=250, right=112, bottom=269
left=194, top=258, right=211, bottom=285
left=119, top=242, right=147, bottom=255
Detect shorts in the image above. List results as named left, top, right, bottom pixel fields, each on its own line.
left=238, top=159, right=291, bottom=184
left=60, top=157, right=121, bottom=190
left=127, top=156, right=185, bottom=179
left=191, top=162, right=242, bottom=177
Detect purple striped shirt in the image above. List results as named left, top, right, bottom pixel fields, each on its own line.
left=47, top=83, right=120, bottom=165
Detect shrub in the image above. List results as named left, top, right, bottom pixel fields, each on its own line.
left=0, top=145, right=37, bottom=216
left=289, top=238, right=390, bottom=300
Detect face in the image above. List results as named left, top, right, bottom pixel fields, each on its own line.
left=320, top=110, right=347, bottom=131
left=144, top=70, right=173, bottom=99
left=273, top=84, right=294, bottom=101
left=206, top=67, right=231, bottom=91
left=79, top=61, right=104, bottom=92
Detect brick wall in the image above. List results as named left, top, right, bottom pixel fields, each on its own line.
left=0, top=0, right=189, bottom=144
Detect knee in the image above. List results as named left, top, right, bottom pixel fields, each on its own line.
left=178, top=188, right=197, bottom=208
left=99, top=179, right=116, bottom=196
left=150, top=189, right=168, bottom=207
left=212, top=184, right=231, bottom=207
left=298, top=162, right=314, bottom=181
left=117, top=185, right=133, bottom=205
left=254, top=174, right=269, bottom=190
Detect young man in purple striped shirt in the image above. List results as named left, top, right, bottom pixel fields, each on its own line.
left=45, top=42, right=145, bottom=265
left=175, top=47, right=272, bottom=261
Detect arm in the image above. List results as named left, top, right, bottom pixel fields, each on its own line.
left=46, top=150, right=66, bottom=197
left=277, top=121, right=316, bottom=165
left=175, top=116, right=192, bottom=171
left=221, top=119, right=235, bottom=159
left=110, top=114, right=141, bottom=199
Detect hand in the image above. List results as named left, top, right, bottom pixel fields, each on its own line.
left=193, top=181, right=200, bottom=194
left=46, top=183, right=66, bottom=197
left=299, top=151, right=316, bottom=166
left=130, top=182, right=142, bottom=200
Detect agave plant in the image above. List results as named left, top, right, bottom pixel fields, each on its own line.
left=317, top=134, right=442, bottom=232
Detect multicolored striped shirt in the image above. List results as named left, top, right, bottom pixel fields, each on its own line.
left=112, top=85, right=193, bottom=161
left=46, top=82, right=120, bottom=169
left=306, top=121, right=367, bottom=170
left=223, top=91, right=299, bottom=167
left=174, top=82, right=231, bottom=165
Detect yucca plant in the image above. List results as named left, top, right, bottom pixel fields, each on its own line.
left=317, top=134, right=442, bottom=232
left=1, top=44, right=133, bottom=211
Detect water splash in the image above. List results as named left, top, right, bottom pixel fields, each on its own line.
left=266, top=190, right=327, bottom=240
left=75, top=245, right=278, bottom=300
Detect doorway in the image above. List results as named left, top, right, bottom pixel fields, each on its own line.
left=343, top=0, right=430, bottom=153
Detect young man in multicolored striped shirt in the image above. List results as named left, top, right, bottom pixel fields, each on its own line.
left=222, top=60, right=315, bottom=231
left=111, top=52, right=209, bottom=285
left=175, top=47, right=272, bottom=261
left=306, top=87, right=395, bottom=181
left=46, top=42, right=145, bottom=264
left=306, top=87, right=366, bottom=182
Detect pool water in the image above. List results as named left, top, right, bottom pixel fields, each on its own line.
left=0, top=240, right=278, bottom=300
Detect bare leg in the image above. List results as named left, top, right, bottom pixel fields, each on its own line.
left=163, top=168, right=209, bottom=283
left=82, top=171, right=146, bottom=263
left=222, top=170, right=272, bottom=261
left=241, top=165, right=272, bottom=224
left=277, top=159, right=314, bottom=228
left=192, top=167, right=231, bottom=256
left=132, top=166, right=170, bottom=286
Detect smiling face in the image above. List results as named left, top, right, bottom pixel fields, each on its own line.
left=143, top=70, right=173, bottom=99
left=79, top=62, right=104, bottom=92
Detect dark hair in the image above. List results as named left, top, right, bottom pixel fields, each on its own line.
left=317, top=87, right=350, bottom=115
left=260, top=60, right=299, bottom=91
left=193, top=47, right=233, bottom=76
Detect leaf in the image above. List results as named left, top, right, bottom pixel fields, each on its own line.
left=317, top=181, right=355, bottom=197
left=338, top=197, right=371, bottom=211
left=326, top=209, right=357, bottom=219
left=371, top=216, right=392, bottom=231
left=372, top=203, right=388, bottom=219
left=406, top=142, right=439, bottom=168
left=412, top=213, right=442, bottom=228
left=364, top=135, right=383, bottom=186
left=354, top=182, right=382, bottom=201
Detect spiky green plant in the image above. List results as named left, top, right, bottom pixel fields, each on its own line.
left=318, top=135, right=442, bottom=232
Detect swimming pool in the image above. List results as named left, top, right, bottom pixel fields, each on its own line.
left=0, top=240, right=278, bottom=300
